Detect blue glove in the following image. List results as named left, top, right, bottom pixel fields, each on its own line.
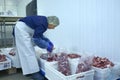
left=49, top=41, right=54, bottom=47
left=47, top=42, right=54, bottom=53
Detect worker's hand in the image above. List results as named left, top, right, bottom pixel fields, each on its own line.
left=47, top=42, right=54, bottom=53
left=48, top=41, right=54, bottom=47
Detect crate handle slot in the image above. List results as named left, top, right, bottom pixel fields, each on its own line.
left=76, top=75, right=85, bottom=79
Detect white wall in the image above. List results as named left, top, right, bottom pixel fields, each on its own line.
left=37, top=0, right=80, bottom=50
left=78, top=0, right=120, bottom=62
left=37, top=0, right=120, bottom=61
left=17, top=0, right=32, bottom=16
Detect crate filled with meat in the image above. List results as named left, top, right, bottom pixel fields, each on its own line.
left=39, top=53, right=58, bottom=73
left=92, top=56, right=120, bottom=80
left=0, top=54, right=11, bottom=70
left=45, top=53, right=94, bottom=80
left=39, top=52, right=81, bottom=73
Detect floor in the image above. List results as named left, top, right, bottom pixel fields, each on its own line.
left=1, top=69, right=120, bottom=80
left=0, top=69, right=33, bottom=80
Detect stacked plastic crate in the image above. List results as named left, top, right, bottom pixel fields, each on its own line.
left=0, top=53, right=11, bottom=71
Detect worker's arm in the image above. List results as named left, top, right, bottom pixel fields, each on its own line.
left=32, top=37, right=53, bottom=52
left=41, top=35, right=54, bottom=47
left=32, top=26, right=54, bottom=52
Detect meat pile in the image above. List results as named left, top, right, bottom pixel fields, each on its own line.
left=67, top=53, right=81, bottom=59
left=40, top=53, right=58, bottom=62
left=92, top=56, right=114, bottom=69
left=0, top=54, right=7, bottom=62
left=58, top=53, right=71, bottom=76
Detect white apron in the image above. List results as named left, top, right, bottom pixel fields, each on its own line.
left=15, top=21, right=39, bottom=75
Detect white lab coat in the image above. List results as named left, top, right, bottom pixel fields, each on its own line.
left=15, top=21, right=40, bottom=75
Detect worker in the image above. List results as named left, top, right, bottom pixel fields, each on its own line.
left=12, top=15, right=59, bottom=80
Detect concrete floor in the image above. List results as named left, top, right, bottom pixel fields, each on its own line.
left=0, top=69, right=32, bottom=80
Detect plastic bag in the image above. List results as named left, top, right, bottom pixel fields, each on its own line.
left=40, top=53, right=58, bottom=62
left=76, top=55, right=93, bottom=73
left=9, top=48, right=16, bottom=56
left=58, top=53, right=71, bottom=76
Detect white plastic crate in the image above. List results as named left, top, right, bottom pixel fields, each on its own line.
left=0, top=48, right=21, bottom=68
left=92, top=66, right=111, bottom=80
left=110, top=63, right=120, bottom=80
left=68, top=58, right=80, bottom=74
left=0, top=57, right=11, bottom=70
left=45, top=62, right=94, bottom=80
left=39, top=53, right=81, bottom=70
left=39, top=58, right=47, bottom=70
left=68, top=58, right=79, bottom=64
left=93, top=62, right=120, bottom=80
left=39, top=58, right=57, bottom=71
